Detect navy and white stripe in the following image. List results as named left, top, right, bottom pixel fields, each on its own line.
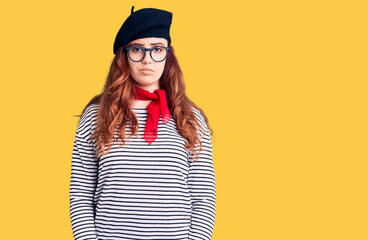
left=69, top=103, right=216, bottom=240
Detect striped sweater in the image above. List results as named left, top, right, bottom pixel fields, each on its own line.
left=69, top=103, right=216, bottom=240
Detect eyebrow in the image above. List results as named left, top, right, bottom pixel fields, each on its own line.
left=130, top=42, right=165, bottom=46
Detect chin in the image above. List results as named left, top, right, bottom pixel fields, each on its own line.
left=134, top=78, right=160, bottom=86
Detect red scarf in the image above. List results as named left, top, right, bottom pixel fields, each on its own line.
left=133, top=86, right=172, bottom=144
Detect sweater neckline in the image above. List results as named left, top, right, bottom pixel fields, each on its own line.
left=132, top=108, right=148, bottom=111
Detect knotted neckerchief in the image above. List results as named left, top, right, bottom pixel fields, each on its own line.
left=133, top=86, right=172, bottom=144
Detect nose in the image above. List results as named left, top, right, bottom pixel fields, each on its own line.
left=141, top=50, right=153, bottom=64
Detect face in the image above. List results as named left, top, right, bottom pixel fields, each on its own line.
left=127, top=37, right=168, bottom=92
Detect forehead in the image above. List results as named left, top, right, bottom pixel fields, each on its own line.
left=130, top=37, right=168, bottom=46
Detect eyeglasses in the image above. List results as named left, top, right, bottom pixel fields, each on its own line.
left=125, top=46, right=170, bottom=62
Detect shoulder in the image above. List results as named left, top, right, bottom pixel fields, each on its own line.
left=191, top=106, right=209, bottom=134
left=190, top=107, right=213, bottom=159
left=76, top=103, right=99, bottom=138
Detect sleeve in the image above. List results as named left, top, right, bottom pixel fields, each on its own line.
left=69, top=132, right=99, bottom=240
left=187, top=110, right=216, bottom=240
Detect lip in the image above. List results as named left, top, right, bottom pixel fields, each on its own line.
left=140, top=68, right=153, bottom=72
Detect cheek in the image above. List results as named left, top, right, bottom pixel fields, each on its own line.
left=128, top=62, right=138, bottom=75
left=154, top=65, right=165, bottom=79
left=157, top=62, right=166, bottom=74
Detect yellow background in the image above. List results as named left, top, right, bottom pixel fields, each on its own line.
left=0, top=0, right=367, bottom=239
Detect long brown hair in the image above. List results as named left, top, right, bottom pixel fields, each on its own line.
left=75, top=43, right=213, bottom=161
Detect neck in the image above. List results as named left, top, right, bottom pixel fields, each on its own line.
left=134, top=83, right=160, bottom=93
left=132, top=99, right=152, bottom=108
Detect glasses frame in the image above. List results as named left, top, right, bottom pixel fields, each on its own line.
left=125, top=45, right=170, bottom=62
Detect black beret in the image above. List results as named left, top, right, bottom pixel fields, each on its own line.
left=113, top=6, right=173, bottom=54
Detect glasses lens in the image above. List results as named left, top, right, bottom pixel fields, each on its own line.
left=151, top=47, right=167, bottom=62
left=128, top=47, right=145, bottom=61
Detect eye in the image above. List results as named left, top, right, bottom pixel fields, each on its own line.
left=131, top=47, right=143, bottom=52
left=153, top=47, right=163, bottom=52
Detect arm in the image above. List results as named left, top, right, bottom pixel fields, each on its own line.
left=187, top=110, right=216, bottom=240
left=69, top=132, right=99, bottom=240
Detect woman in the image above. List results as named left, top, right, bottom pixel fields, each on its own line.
left=69, top=6, right=216, bottom=240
